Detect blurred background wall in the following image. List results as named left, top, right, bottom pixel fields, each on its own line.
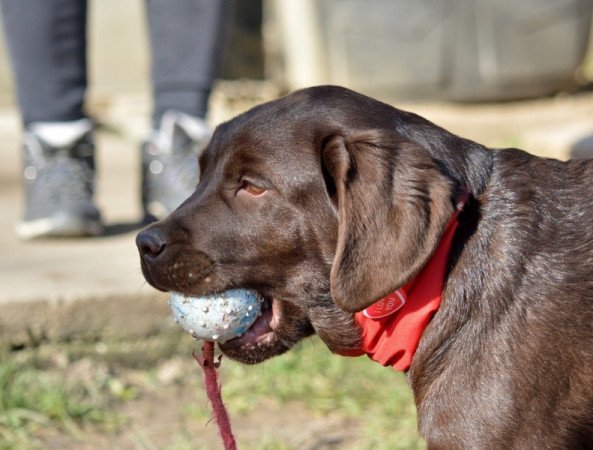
left=3, top=0, right=593, bottom=112
left=267, top=0, right=593, bottom=101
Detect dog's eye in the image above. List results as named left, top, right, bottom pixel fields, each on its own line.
left=240, top=180, right=266, bottom=196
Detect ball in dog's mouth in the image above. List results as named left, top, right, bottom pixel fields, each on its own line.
left=169, top=289, right=282, bottom=345
left=170, top=289, right=263, bottom=342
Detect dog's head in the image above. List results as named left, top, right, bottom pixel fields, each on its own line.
left=137, top=86, right=471, bottom=364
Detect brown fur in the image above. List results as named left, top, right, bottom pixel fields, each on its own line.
left=138, top=86, right=593, bottom=449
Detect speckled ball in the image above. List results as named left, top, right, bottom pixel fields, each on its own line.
left=169, top=289, right=264, bottom=342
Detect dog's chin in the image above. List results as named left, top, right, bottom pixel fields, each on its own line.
left=219, top=297, right=314, bottom=364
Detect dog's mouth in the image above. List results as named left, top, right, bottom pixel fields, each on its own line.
left=220, top=292, right=317, bottom=364
left=162, top=280, right=312, bottom=364
left=219, top=296, right=283, bottom=351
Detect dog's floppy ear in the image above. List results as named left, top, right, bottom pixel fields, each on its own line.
left=322, top=130, right=455, bottom=312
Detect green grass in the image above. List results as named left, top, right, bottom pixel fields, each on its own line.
left=0, top=347, right=133, bottom=450
left=0, top=361, right=105, bottom=449
left=221, top=338, right=424, bottom=449
left=0, top=336, right=425, bottom=449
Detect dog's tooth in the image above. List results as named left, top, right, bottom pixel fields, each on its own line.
left=212, top=334, right=219, bottom=341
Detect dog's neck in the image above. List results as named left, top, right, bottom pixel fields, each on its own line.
left=336, top=195, right=466, bottom=371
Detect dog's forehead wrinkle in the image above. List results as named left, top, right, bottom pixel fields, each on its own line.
left=221, top=145, right=319, bottom=194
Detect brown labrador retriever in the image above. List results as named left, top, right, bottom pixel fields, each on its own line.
left=137, top=86, right=593, bottom=449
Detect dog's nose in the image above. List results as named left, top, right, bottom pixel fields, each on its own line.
left=136, top=228, right=167, bottom=260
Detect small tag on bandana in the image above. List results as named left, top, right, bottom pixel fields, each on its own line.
left=362, top=289, right=406, bottom=319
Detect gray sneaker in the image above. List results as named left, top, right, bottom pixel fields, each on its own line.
left=16, top=127, right=103, bottom=239
left=142, top=111, right=211, bottom=220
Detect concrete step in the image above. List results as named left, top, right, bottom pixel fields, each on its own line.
left=0, top=112, right=170, bottom=346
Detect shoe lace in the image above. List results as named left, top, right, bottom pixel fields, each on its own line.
left=51, top=156, right=93, bottom=202
left=30, top=148, right=94, bottom=205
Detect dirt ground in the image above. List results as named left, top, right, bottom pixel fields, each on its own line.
left=35, top=367, right=358, bottom=450
left=3, top=335, right=415, bottom=450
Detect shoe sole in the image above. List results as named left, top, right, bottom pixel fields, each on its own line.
left=16, top=214, right=103, bottom=240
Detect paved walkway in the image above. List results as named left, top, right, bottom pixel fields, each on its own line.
left=1, top=85, right=593, bottom=347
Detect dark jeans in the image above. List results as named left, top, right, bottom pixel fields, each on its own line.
left=0, top=0, right=227, bottom=127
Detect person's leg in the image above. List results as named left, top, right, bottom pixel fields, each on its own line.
left=142, top=0, right=228, bottom=219
left=146, top=0, right=228, bottom=125
left=1, top=0, right=88, bottom=125
left=1, top=0, right=101, bottom=238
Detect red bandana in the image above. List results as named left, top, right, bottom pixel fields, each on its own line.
left=336, top=207, right=462, bottom=372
